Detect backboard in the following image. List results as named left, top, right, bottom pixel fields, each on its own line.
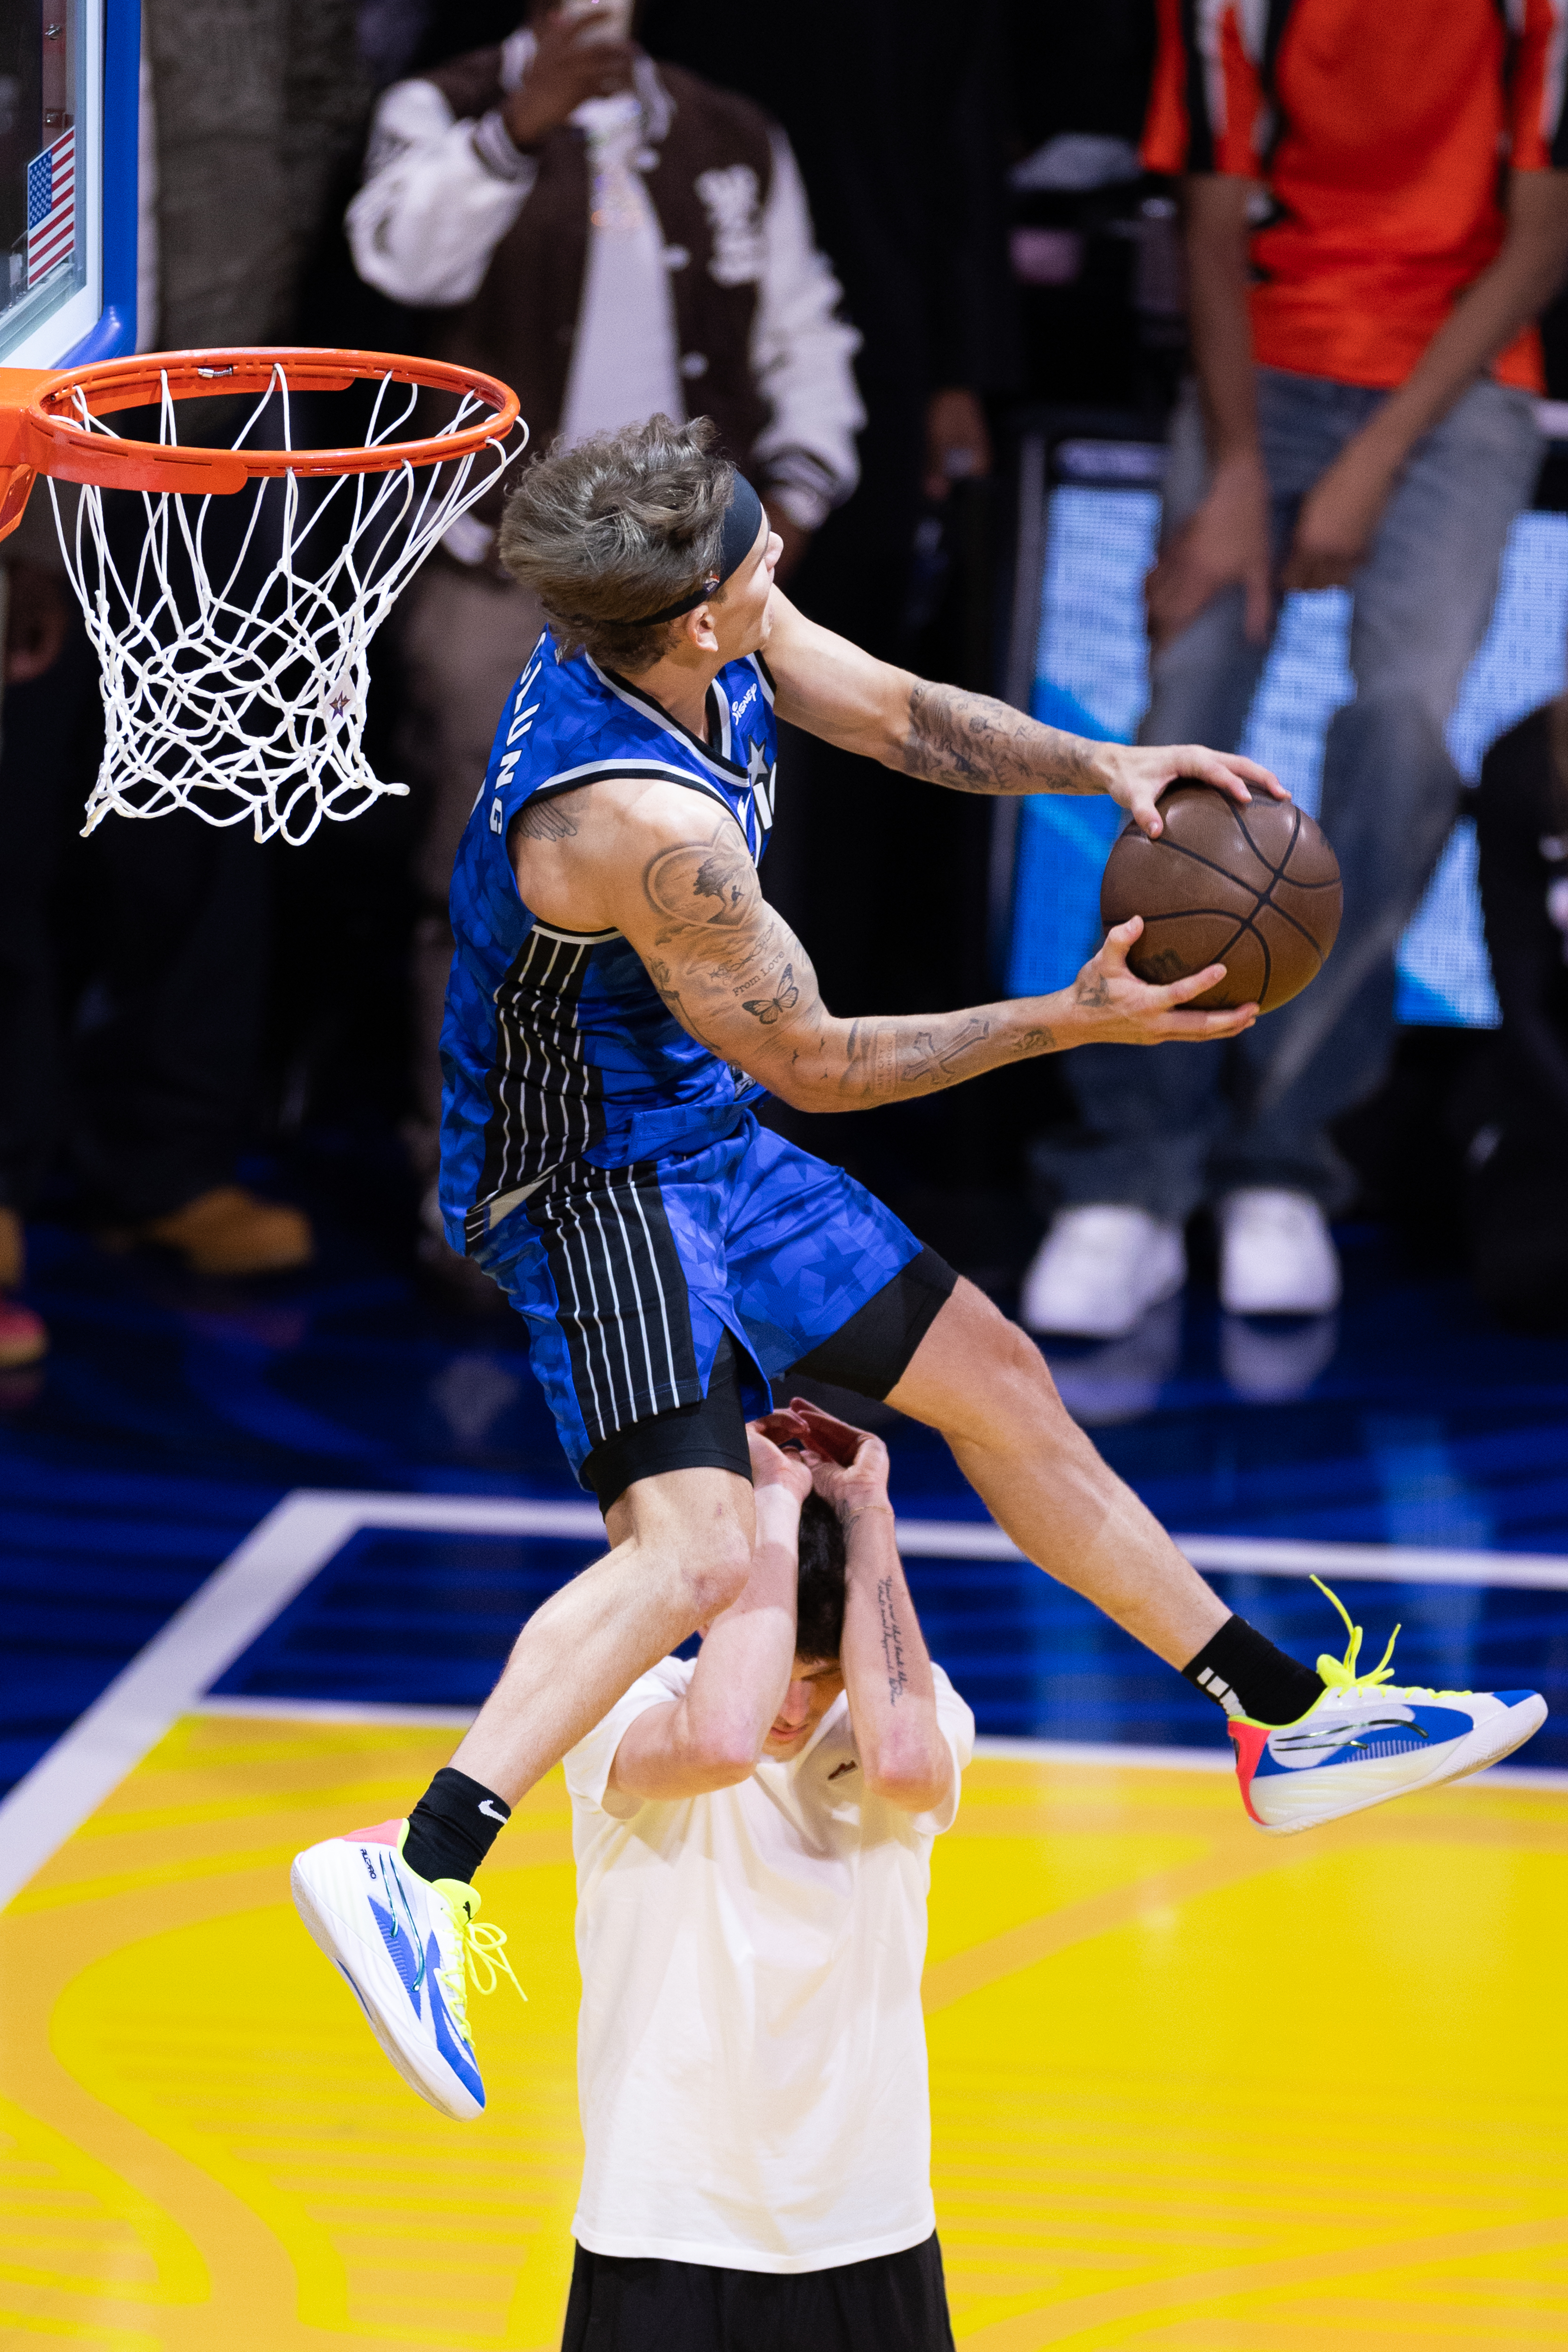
left=0, top=0, right=135, bottom=371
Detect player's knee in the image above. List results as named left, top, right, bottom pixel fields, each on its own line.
left=962, top=1282, right=1056, bottom=1390
left=994, top=1311, right=1072, bottom=1416
left=675, top=1518, right=754, bottom=1621
left=929, top=1288, right=1075, bottom=1446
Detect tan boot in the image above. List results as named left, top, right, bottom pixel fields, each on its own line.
left=134, top=1185, right=314, bottom=1277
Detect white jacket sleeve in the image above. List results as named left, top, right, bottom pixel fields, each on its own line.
left=748, top=131, right=864, bottom=532
left=345, top=77, right=539, bottom=310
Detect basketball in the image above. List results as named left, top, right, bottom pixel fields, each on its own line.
left=1098, top=783, right=1343, bottom=1013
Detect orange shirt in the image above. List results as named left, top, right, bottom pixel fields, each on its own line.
left=1143, top=0, right=1568, bottom=391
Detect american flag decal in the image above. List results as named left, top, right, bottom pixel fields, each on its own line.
left=26, top=127, right=75, bottom=290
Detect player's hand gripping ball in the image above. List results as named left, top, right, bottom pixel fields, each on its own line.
left=1098, top=781, right=1343, bottom=1013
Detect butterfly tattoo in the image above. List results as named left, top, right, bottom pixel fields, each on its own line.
left=743, top=965, right=800, bottom=1025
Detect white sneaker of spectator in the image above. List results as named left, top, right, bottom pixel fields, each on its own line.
left=1219, top=1189, right=1341, bottom=1317
left=1020, top=1206, right=1186, bottom=1339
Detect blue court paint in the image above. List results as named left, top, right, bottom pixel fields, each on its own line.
left=204, top=1526, right=1568, bottom=1765
left=4, top=1211, right=1568, bottom=1796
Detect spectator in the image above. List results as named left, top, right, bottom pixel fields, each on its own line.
left=345, top=3, right=863, bottom=1279
left=1460, top=699, right=1568, bottom=1327
left=640, top=0, right=1015, bottom=1021
left=561, top=1404, right=971, bottom=2352
left=0, top=0, right=369, bottom=1362
left=1023, top=0, right=1568, bottom=1338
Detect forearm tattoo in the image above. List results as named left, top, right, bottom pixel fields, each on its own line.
left=877, top=1575, right=910, bottom=1708
left=637, top=823, right=1062, bottom=1105
left=902, top=680, right=1104, bottom=796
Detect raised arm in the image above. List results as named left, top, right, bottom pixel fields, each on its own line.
left=763, top=591, right=1285, bottom=840
left=345, top=18, right=635, bottom=309
left=597, top=791, right=1260, bottom=1113
left=608, top=1432, right=809, bottom=1801
left=792, top=1406, right=953, bottom=1815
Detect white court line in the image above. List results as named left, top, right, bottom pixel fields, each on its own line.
left=4, top=1488, right=1568, bottom=1910
left=197, top=1694, right=477, bottom=1731
left=1176, top=1535, right=1568, bottom=1589
left=183, top=1713, right=1568, bottom=1793
left=0, top=1491, right=355, bottom=1911
left=902, top=1521, right=1568, bottom=1588
left=0, top=1490, right=607, bottom=1909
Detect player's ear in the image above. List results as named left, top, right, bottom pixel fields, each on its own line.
left=685, top=599, right=722, bottom=655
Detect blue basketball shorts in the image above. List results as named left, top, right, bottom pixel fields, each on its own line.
left=470, top=1112, right=956, bottom=1502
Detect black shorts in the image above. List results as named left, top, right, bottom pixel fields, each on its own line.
left=581, top=1244, right=957, bottom=1512
left=561, top=2232, right=956, bottom=2352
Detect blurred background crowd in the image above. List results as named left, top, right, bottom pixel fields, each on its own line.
left=2, top=0, right=1567, bottom=1394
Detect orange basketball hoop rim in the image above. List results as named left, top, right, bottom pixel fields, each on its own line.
left=14, top=345, right=530, bottom=844
left=0, top=345, right=522, bottom=534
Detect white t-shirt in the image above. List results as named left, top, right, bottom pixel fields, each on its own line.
left=557, top=92, right=685, bottom=448
left=563, top=1654, right=976, bottom=2274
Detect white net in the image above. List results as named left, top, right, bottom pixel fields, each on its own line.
left=49, top=359, right=525, bottom=843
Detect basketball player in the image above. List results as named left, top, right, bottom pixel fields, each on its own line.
left=559, top=1404, right=969, bottom=2352
left=291, top=417, right=1544, bottom=2120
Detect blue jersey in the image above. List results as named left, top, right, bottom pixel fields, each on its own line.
left=440, top=633, right=779, bottom=1255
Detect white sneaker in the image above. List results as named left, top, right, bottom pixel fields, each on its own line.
left=291, top=1819, right=524, bottom=2118
left=1219, top=1189, right=1341, bottom=1316
left=1230, top=1581, right=1547, bottom=1836
left=1020, top=1206, right=1185, bottom=1339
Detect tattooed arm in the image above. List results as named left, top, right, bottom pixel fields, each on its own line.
left=607, top=790, right=1260, bottom=1111
left=762, top=590, right=1287, bottom=839
left=801, top=1414, right=952, bottom=1813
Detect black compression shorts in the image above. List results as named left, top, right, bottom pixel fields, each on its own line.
left=581, top=1245, right=958, bottom=1512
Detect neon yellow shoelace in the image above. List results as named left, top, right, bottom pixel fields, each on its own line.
left=1311, top=1575, right=1401, bottom=1694
left=1310, top=1576, right=1467, bottom=1705
left=432, top=1883, right=527, bottom=2033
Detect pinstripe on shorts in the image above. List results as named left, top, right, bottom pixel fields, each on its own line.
left=472, top=1114, right=926, bottom=1482
left=525, top=1159, right=701, bottom=1453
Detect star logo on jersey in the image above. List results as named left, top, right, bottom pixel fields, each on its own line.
left=745, top=738, right=776, bottom=831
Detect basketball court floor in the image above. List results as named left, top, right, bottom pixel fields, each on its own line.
left=5, top=1204, right=1568, bottom=2348
left=2, top=6, right=1564, bottom=2343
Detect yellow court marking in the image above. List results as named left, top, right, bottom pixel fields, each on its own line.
left=3, top=1720, right=1567, bottom=2348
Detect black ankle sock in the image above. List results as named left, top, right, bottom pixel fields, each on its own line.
left=402, top=1767, right=511, bottom=1886
left=1183, top=1614, right=1324, bottom=1725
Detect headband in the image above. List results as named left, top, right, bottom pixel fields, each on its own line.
left=629, top=471, right=765, bottom=626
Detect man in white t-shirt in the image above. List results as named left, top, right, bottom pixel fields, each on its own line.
left=560, top=1397, right=974, bottom=2351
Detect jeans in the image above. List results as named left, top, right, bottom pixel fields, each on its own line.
left=1033, top=367, right=1543, bottom=1223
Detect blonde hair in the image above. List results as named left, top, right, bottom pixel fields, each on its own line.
left=498, top=413, right=735, bottom=673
